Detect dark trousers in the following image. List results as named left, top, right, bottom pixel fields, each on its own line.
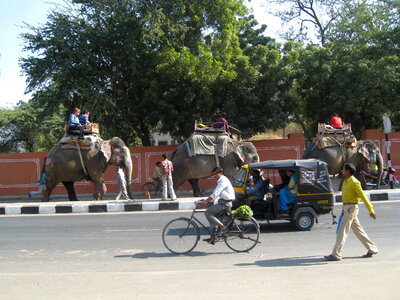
left=68, top=125, right=84, bottom=139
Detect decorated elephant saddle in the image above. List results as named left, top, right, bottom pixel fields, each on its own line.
left=184, top=132, right=230, bottom=157
left=59, top=134, right=100, bottom=150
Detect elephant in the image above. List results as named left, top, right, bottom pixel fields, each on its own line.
left=42, top=137, right=133, bottom=201
left=172, top=139, right=259, bottom=197
left=303, top=139, right=384, bottom=190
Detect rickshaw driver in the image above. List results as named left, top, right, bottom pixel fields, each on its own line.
left=278, top=170, right=298, bottom=217
left=244, top=169, right=265, bottom=205
left=199, top=167, right=236, bottom=244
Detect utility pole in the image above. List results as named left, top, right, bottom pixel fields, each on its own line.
left=383, top=116, right=393, bottom=189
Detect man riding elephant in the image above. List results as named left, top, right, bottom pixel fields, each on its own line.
left=172, top=132, right=259, bottom=197
left=43, top=136, right=133, bottom=201
left=303, top=139, right=384, bottom=190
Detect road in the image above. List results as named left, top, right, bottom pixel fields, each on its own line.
left=1, top=201, right=400, bottom=300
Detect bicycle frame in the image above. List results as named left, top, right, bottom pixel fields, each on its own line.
left=187, top=204, right=235, bottom=236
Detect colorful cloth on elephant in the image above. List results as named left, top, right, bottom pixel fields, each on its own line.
left=184, top=133, right=230, bottom=157
left=319, top=135, right=356, bottom=148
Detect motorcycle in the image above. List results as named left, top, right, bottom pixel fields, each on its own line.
left=363, top=167, right=400, bottom=188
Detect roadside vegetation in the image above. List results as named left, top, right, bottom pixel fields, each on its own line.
left=1, top=0, right=399, bottom=152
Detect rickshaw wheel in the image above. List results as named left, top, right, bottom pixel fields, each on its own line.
left=295, top=212, right=314, bottom=231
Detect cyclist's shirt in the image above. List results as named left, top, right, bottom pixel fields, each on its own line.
left=154, top=166, right=162, bottom=178
left=210, top=175, right=235, bottom=202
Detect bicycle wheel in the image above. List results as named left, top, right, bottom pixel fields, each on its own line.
left=224, top=217, right=260, bottom=252
left=162, top=218, right=200, bottom=254
left=141, top=182, right=156, bottom=193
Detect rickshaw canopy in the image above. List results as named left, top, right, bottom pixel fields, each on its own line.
left=245, top=159, right=333, bottom=195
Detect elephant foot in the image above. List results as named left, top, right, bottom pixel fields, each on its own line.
left=69, top=198, right=79, bottom=201
left=41, top=199, right=49, bottom=202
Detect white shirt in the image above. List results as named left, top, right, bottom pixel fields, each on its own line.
left=210, top=175, right=235, bottom=201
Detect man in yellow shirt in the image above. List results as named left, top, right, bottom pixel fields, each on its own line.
left=325, top=163, right=379, bottom=261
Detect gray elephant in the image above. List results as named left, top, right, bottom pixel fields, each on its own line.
left=303, top=140, right=384, bottom=190
left=43, top=137, right=133, bottom=201
left=172, top=139, right=259, bottom=196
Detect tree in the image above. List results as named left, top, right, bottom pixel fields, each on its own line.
left=266, top=0, right=347, bottom=45
left=19, top=0, right=251, bottom=145
left=290, top=41, right=400, bottom=138
left=0, top=101, right=64, bottom=152
left=20, top=0, right=297, bottom=145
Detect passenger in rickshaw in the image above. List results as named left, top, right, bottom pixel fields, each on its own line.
left=273, top=169, right=290, bottom=192
left=278, top=170, right=298, bottom=217
left=244, top=169, right=265, bottom=205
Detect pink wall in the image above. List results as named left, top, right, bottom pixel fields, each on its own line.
left=0, top=133, right=305, bottom=196
left=5, top=130, right=398, bottom=196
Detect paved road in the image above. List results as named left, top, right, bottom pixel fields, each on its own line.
left=1, top=202, right=399, bottom=300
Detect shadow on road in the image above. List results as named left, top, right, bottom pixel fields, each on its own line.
left=115, top=250, right=233, bottom=259
left=236, top=255, right=363, bottom=267
left=236, top=255, right=327, bottom=267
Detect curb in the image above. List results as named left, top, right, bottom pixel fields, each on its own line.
left=1, top=190, right=399, bottom=216
left=0, top=198, right=200, bottom=216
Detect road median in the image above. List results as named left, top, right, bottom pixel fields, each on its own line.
left=0, top=189, right=399, bottom=215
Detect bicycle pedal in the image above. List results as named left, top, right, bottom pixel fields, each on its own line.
left=202, top=238, right=216, bottom=245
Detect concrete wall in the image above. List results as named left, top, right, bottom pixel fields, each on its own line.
left=0, top=130, right=398, bottom=196
left=0, top=133, right=304, bottom=196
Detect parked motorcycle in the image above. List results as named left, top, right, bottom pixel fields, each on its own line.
left=363, top=167, right=400, bottom=188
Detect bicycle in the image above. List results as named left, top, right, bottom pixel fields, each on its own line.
left=162, top=200, right=260, bottom=254
left=141, top=178, right=161, bottom=196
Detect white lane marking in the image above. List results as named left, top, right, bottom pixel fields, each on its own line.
left=103, top=229, right=160, bottom=232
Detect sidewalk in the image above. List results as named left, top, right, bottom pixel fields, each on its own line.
left=1, top=188, right=399, bottom=216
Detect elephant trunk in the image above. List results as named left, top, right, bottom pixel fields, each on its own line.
left=375, top=151, right=384, bottom=189
left=122, top=146, right=133, bottom=199
left=125, top=162, right=133, bottom=199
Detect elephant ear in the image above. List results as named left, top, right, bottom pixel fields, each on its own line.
left=100, top=141, right=112, bottom=162
left=358, top=142, right=374, bottom=163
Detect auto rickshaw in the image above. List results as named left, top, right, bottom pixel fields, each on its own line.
left=233, top=159, right=335, bottom=230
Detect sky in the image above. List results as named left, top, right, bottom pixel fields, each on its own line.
left=0, top=0, right=282, bottom=109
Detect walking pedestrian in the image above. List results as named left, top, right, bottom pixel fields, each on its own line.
left=153, top=161, right=163, bottom=192
left=160, top=153, right=177, bottom=201
left=116, top=166, right=130, bottom=200
left=29, top=173, right=46, bottom=200
left=324, top=163, right=379, bottom=261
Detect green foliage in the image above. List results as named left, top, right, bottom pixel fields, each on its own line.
left=0, top=101, right=64, bottom=152
left=271, top=0, right=400, bottom=138
left=19, top=0, right=295, bottom=146
left=9, top=0, right=399, bottom=152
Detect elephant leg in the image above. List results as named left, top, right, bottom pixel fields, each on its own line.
left=62, top=181, right=79, bottom=201
left=338, top=178, right=343, bottom=191
left=358, top=172, right=368, bottom=190
left=188, top=179, right=204, bottom=197
left=42, top=182, right=57, bottom=202
left=93, top=181, right=104, bottom=200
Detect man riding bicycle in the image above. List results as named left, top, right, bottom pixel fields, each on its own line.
left=199, top=167, right=235, bottom=244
